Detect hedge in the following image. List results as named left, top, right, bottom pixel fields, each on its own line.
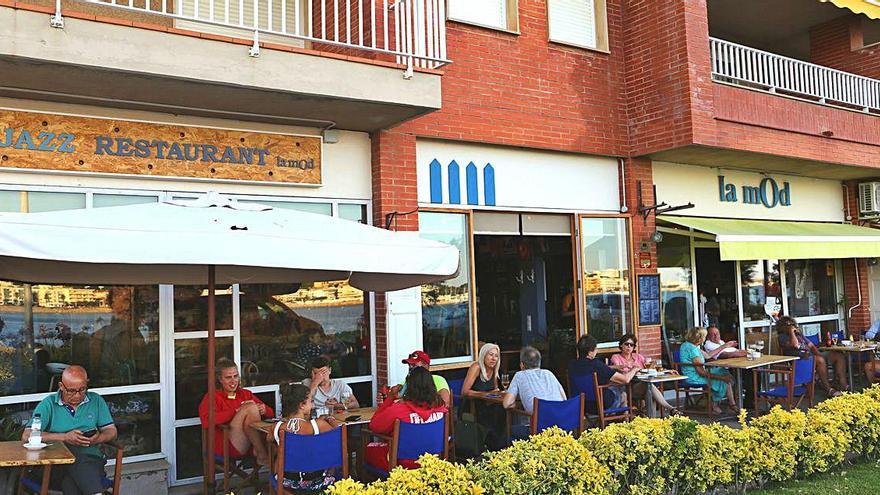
left=326, top=385, right=880, bottom=495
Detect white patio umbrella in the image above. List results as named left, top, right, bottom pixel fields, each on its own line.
left=0, top=193, right=459, bottom=492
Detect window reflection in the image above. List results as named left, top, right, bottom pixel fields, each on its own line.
left=419, top=212, right=473, bottom=359
left=174, top=338, right=233, bottom=419
left=581, top=218, right=632, bottom=344
left=239, top=282, right=370, bottom=386
left=0, top=283, right=159, bottom=394
left=105, top=391, right=161, bottom=456
left=740, top=260, right=782, bottom=323
left=173, top=286, right=234, bottom=332
left=657, top=234, right=694, bottom=343
left=785, top=259, right=838, bottom=317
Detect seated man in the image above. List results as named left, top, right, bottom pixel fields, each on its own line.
left=199, top=358, right=274, bottom=467
left=864, top=321, right=879, bottom=383
left=383, top=350, right=451, bottom=408
left=776, top=316, right=847, bottom=395
left=569, top=335, right=638, bottom=415
left=21, top=365, right=117, bottom=495
left=303, top=355, right=359, bottom=412
left=502, top=346, right=566, bottom=440
left=703, top=326, right=748, bottom=359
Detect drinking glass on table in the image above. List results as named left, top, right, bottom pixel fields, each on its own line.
left=500, top=373, right=511, bottom=390
left=756, top=341, right=765, bottom=353
left=340, top=390, right=352, bottom=411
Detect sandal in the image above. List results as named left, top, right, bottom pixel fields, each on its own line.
left=829, top=388, right=843, bottom=397
left=669, top=408, right=683, bottom=417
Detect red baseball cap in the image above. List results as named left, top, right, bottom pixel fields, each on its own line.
left=402, top=350, right=431, bottom=366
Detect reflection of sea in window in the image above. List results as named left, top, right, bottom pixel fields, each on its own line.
left=740, top=260, right=781, bottom=323
left=657, top=233, right=693, bottom=343
left=581, top=218, right=632, bottom=344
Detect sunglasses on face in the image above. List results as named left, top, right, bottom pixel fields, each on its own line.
left=622, top=342, right=635, bottom=347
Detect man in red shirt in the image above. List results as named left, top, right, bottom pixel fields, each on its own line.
left=199, top=358, right=274, bottom=466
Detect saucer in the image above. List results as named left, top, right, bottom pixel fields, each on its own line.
left=23, top=442, right=47, bottom=451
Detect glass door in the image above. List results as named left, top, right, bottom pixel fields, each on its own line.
left=694, top=246, right=739, bottom=341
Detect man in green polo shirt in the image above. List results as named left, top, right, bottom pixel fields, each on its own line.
left=21, top=365, right=117, bottom=495
left=390, top=350, right=451, bottom=407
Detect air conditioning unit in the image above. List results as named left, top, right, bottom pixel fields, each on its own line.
left=859, top=182, right=880, bottom=217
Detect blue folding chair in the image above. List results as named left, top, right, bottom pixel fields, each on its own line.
left=805, top=334, right=820, bottom=346
left=19, top=441, right=123, bottom=495
left=570, top=373, right=630, bottom=429
left=447, top=378, right=464, bottom=409
left=270, top=424, right=348, bottom=495
left=754, top=357, right=815, bottom=413
left=361, top=415, right=449, bottom=479
left=530, top=394, right=585, bottom=437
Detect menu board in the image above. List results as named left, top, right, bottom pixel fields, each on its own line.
left=638, top=274, right=661, bottom=327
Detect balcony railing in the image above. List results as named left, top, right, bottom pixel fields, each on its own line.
left=710, top=37, right=880, bottom=114
left=52, top=0, right=449, bottom=73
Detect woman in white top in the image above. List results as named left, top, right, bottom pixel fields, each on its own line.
left=273, top=383, right=344, bottom=492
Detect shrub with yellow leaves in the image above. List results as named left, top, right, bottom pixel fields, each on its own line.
left=326, top=455, right=483, bottom=495
left=468, top=427, right=613, bottom=495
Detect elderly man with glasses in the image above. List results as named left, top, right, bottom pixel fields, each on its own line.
left=21, top=365, right=117, bottom=495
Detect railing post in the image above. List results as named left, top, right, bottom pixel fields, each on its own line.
left=49, top=0, right=64, bottom=28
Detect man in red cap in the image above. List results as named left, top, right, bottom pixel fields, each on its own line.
left=382, top=350, right=451, bottom=407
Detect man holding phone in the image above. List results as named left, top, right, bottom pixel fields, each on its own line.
left=21, top=365, right=117, bottom=495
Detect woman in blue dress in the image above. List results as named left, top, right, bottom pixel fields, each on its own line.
left=679, top=327, right=737, bottom=415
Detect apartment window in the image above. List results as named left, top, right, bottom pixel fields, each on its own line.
left=447, top=0, right=518, bottom=32
left=547, top=0, right=608, bottom=51
left=861, top=17, right=880, bottom=48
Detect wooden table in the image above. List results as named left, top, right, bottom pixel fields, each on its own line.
left=635, top=372, right=688, bottom=418
left=252, top=407, right=379, bottom=434
left=0, top=441, right=75, bottom=495
left=819, top=343, right=878, bottom=391
left=710, top=355, right=799, bottom=412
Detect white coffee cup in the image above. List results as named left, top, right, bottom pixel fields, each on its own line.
left=28, top=435, right=41, bottom=446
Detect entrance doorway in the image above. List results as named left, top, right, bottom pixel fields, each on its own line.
left=474, top=235, right=575, bottom=378
left=695, top=247, right=739, bottom=342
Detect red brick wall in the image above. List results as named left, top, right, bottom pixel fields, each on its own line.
left=623, top=158, right=661, bottom=359
left=842, top=180, right=875, bottom=337
left=810, top=15, right=880, bottom=81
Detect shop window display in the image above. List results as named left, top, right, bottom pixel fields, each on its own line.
left=786, top=259, right=839, bottom=317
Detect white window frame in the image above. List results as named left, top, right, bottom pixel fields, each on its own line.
left=446, top=0, right=520, bottom=34
left=546, top=0, right=608, bottom=52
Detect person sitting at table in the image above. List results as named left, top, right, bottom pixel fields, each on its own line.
left=303, top=356, right=359, bottom=413
left=862, top=321, right=879, bottom=383
left=20, top=365, right=117, bottom=495
left=382, top=350, right=451, bottom=407
left=272, top=383, right=345, bottom=492
left=199, top=358, right=274, bottom=467
left=679, top=327, right=737, bottom=415
left=609, top=334, right=680, bottom=416
left=461, top=342, right=506, bottom=450
left=503, top=346, right=566, bottom=440
left=366, top=367, right=448, bottom=471
left=703, top=326, right=748, bottom=359
left=775, top=316, right=847, bottom=396
left=570, top=335, right=638, bottom=415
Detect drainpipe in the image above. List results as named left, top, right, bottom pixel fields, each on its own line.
left=842, top=183, right=862, bottom=325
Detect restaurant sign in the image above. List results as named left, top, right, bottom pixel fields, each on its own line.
left=0, top=110, right=321, bottom=184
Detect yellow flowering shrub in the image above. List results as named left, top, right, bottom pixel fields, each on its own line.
left=578, top=417, right=699, bottom=495
left=468, top=427, right=613, bottom=495
left=689, top=421, right=753, bottom=493
left=326, top=455, right=483, bottom=495
left=813, top=388, right=880, bottom=460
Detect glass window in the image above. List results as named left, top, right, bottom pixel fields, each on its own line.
left=740, top=260, right=782, bottom=323
left=27, top=192, right=86, bottom=213
left=419, top=212, right=473, bottom=360
left=447, top=0, right=515, bottom=31
left=174, top=337, right=234, bottom=419
left=581, top=217, right=632, bottom=344
left=173, top=286, right=234, bottom=332
left=238, top=199, right=331, bottom=216
left=785, top=259, right=839, bottom=317
left=657, top=233, right=694, bottom=343
left=339, top=204, right=367, bottom=224
left=239, top=281, right=370, bottom=385
left=105, top=391, right=161, bottom=456
left=0, top=283, right=159, bottom=394
left=0, top=191, right=20, bottom=212
left=548, top=0, right=603, bottom=50
left=93, top=194, right=158, bottom=208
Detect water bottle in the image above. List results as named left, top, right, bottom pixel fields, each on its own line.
left=29, top=414, right=42, bottom=446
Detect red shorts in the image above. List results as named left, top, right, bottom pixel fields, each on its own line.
left=364, top=442, right=419, bottom=472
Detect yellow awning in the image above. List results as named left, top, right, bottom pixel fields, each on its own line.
left=821, top=0, right=880, bottom=19
left=660, top=216, right=880, bottom=261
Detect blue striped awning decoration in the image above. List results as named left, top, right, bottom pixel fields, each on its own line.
left=428, top=159, right=496, bottom=206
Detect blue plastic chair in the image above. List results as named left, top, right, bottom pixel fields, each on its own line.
left=755, top=357, right=815, bottom=413
left=20, top=441, right=123, bottom=494
left=270, top=424, right=348, bottom=495
left=447, top=378, right=464, bottom=409
left=361, top=415, right=449, bottom=478
left=570, top=373, right=629, bottom=428
left=805, top=333, right=820, bottom=346
left=530, top=394, right=585, bottom=437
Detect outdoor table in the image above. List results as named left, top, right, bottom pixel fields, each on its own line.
left=634, top=371, right=687, bottom=418
left=0, top=441, right=75, bottom=495
left=818, top=342, right=878, bottom=391
left=252, top=406, right=379, bottom=434
left=467, top=391, right=527, bottom=444
left=710, top=354, right=799, bottom=413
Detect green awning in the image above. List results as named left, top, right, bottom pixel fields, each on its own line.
left=660, top=216, right=880, bottom=260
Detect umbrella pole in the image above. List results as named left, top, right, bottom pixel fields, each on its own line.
left=205, top=265, right=217, bottom=494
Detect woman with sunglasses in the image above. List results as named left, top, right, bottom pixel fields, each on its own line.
left=610, top=334, right=680, bottom=416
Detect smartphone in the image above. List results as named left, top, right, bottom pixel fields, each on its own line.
left=82, top=429, right=98, bottom=438
left=344, top=415, right=361, bottom=422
